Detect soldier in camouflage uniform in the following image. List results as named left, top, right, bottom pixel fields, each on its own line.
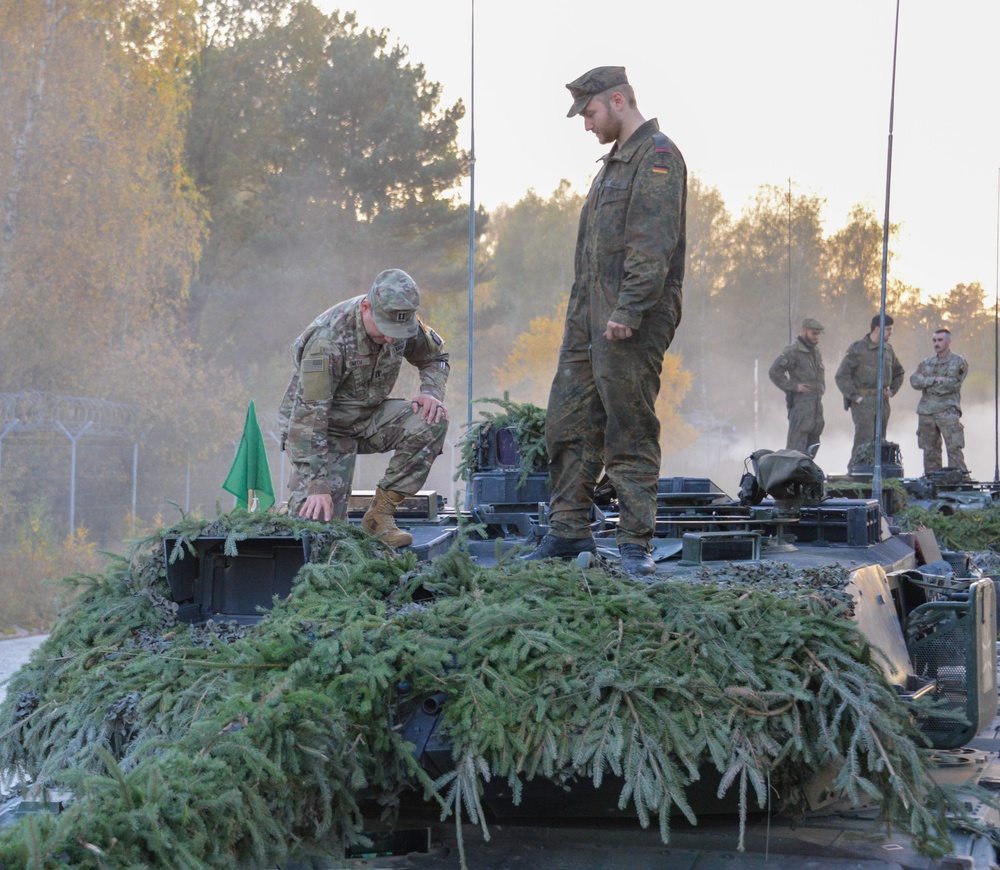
left=278, top=269, right=450, bottom=547
left=524, top=66, right=687, bottom=577
left=768, top=317, right=826, bottom=456
left=909, top=328, right=968, bottom=474
left=834, top=315, right=905, bottom=474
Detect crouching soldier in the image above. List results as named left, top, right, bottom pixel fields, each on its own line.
left=278, top=269, right=450, bottom=546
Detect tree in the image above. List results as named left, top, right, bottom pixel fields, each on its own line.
left=670, top=175, right=733, bottom=410
left=0, top=0, right=243, bottom=537
left=185, top=2, right=481, bottom=409
left=477, top=183, right=582, bottom=336
left=0, top=0, right=204, bottom=392
left=821, top=202, right=903, bottom=324
left=707, top=184, right=827, bottom=423
left=492, top=298, right=694, bottom=461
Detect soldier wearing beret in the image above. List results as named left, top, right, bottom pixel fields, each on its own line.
left=909, top=328, right=968, bottom=474
left=768, top=318, right=826, bottom=456
left=525, top=66, right=687, bottom=577
left=277, top=269, right=450, bottom=546
left=835, top=314, right=905, bottom=474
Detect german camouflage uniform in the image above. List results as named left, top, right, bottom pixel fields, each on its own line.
left=278, top=296, right=449, bottom=519
left=834, top=336, right=904, bottom=472
left=909, top=351, right=968, bottom=473
left=545, top=118, right=686, bottom=548
left=768, top=337, right=825, bottom=455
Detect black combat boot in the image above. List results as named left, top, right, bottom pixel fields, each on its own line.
left=619, top=543, right=656, bottom=577
left=522, top=534, right=597, bottom=561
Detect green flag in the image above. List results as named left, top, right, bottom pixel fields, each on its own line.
left=223, top=399, right=275, bottom=511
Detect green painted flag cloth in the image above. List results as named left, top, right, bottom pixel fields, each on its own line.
left=223, top=399, right=275, bottom=510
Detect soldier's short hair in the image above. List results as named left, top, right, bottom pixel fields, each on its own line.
left=934, top=327, right=951, bottom=336
left=871, top=314, right=894, bottom=331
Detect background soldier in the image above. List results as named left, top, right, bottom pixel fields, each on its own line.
left=768, top=317, right=826, bottom=456
left=909, top=327, right=968, bottom=474
left=278, top=269, right=450, bottom=546
left=835, top=315, right=905, bottom=474
left=526, top=65, right=687, bottom=577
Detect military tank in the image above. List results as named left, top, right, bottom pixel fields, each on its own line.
left=0, top=416, right=998, bottom=869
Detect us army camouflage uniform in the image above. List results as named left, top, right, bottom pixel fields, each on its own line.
left=545, top=118, right=687, bottom=548
left=834, top=336, right=904, bottom=472
left=278, top=296, right=449, bottom=519
left=768, top=337, right=825, bottom=455
left=909, top=350, right=968, bottom=473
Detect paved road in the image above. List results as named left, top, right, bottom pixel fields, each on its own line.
left=0, top=635, right=47, bottom=703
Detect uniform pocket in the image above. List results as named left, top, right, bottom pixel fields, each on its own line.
left=596, top=179, right=630, bottom=256
left=301, top=356, right=330, bottom=402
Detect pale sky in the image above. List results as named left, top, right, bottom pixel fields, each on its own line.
left=321, top=0, right=999, bottom=301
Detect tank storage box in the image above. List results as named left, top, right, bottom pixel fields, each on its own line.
left=796, top=498, right=881, bottom=546
left=163, top=535, right=311, bottom=624
left=657, top=477, right=726, bottom=495
left=348, top=490, right=442, bottom=522
left=468, top=471, right=549, bottom=510
left=680, top=531, right=761, bottom=564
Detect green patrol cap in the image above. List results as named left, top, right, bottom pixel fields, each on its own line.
left=802, top=318, right=825, bottom=332
left=367, top=269, right=420, bottom=339
left=565, top=66, right=629, bottom=117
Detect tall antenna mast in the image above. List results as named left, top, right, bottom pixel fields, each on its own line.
left=787, top=178, right=792, bottom=344
left=466, top=0, right=476, bottom=425
left=994, top=167, right=999, bottom=482
left=872, top=0, right=901, bottom=502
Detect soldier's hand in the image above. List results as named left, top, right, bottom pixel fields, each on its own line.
left=604, top=320, right=633, bottom=341
left=796, top=384, right=810, bottom=393
left=855, top=396, right=864, bottom=404
left=411, top=394, right=449, bottom=424
left=299, top=494, right=334, bottom=523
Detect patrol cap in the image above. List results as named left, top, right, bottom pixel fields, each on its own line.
left=565, top=66, right=629, bottom=117
left=367, top=269, right=420, bottom=339
left=802, top=318, right=825, bottom=332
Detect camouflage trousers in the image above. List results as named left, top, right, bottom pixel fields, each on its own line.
left=545, top=310, right=677, bottom=548
left=785, top=394, right=824, bottom=456
left=848, top=395, right=890, bottom=472
left=287, top=398, right=448, bottom=520
left=917, top=411, right=965, bottom=473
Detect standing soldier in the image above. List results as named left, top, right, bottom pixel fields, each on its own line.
left=909, top=328, right=968, bottom=474
left=835, top=315, right=905, bottom=474
left=278, top=269, right=450, bottom=546
left=524, top=65, right=687, bottom=577
left=768, top=318, right=826, bottom=457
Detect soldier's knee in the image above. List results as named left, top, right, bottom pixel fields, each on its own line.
left=419, top=417, right=449, bottom=453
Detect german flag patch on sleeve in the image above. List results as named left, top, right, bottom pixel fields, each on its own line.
left=652, top=131, right=672, bottom=174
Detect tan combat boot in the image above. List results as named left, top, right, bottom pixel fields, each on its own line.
left=361, top=487, right=413, bottom=548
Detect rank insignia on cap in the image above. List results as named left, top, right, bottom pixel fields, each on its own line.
left=395, top=311, right=410, bottom=322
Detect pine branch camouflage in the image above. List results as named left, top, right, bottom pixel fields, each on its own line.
left=0, top=514, right=982, bottom=867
